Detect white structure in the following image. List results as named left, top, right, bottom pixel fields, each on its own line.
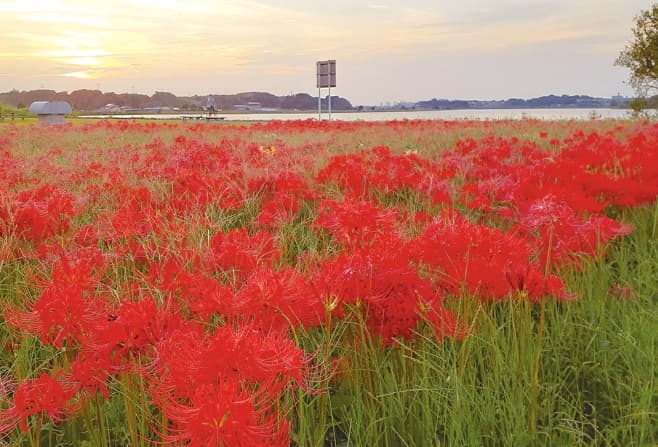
left=29, top=101, right=73, bottom=124
left=316, top=60, right=336, bottom=120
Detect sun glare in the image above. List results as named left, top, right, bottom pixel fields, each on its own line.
left=62, top=71, right=92, bottom=79
left=40, top=30, right=109, bottom=78
left=67, top=56, right=103, bottom=67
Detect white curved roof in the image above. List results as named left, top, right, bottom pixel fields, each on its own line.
left=29, top=101, right=73, bottom=115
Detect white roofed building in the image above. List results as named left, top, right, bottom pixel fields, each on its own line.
left=29, top=101, right=73, bottom=124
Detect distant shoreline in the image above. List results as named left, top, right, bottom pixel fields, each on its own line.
left=1, top=89, right=630, bottom=114
left=78, top=108, right=637, bottom=122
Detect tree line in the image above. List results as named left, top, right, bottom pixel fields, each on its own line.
left=0, top=89, right=353, bottom=112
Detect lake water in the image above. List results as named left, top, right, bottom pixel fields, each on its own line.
left=83, top=108, right=638, bottom=122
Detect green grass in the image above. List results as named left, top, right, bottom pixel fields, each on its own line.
left=0, top=104, right=31, bottom=120
left=290, top=201, right=658, bottom=446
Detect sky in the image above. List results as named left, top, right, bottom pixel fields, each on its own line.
left=0, top=0, right=652, bottom=105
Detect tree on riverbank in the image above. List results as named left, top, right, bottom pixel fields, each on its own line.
left=616, top=4, right=658, bottom=97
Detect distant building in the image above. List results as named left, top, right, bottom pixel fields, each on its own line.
left=234, top=102, right=262, bottom=111
left=99, top=103, right=122, bottom=113
left=29, top=101, right=72, bottom=124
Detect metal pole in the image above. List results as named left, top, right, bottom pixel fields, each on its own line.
left=328, top=85, right=332, bottom=121
left=318, top=87, right=321, bottom=120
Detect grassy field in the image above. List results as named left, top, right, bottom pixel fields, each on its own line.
left=0, top=118, right=656, bottom=446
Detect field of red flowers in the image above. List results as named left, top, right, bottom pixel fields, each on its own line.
left=0, top=118, right=656, bottom=446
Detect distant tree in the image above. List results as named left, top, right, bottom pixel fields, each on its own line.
left=616, top=4, right=658, bottom=96
left=69, top=89, right=104, bottom=110
left=629, top=97, right=649, bottom=114
left=150, top=91, right=182, bottom=108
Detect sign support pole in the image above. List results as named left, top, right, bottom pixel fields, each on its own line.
left=316, top=59, right=336, bottom=121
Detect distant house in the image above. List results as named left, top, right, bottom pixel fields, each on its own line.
left=99, top=103, right=122, bottom=113
left=234, top=102, right=262, bottom=111
left=29, top=101, right=73, bottom=124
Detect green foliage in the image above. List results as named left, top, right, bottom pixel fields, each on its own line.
left=0, top=103, right=30, bottom=119
left=628, top=97, right=650, bottom=117
left=290, top=203, right=658, bottom=446
left=616, top=4, right=658, bottom=96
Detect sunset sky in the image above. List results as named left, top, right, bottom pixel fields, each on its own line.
left=0, top=1, right=649, bottom=105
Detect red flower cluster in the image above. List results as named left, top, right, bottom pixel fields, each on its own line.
left=0, top=184, right=76, bottom=242
left=0, top=372, right=78, bottom=433
left=1, top=118, right=653, bottom=445
left=410, top=210, right=571, bottom=301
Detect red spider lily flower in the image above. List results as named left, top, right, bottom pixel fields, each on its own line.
left=313, top=197, right=401, bottom=248
left=555, top=127, right=658, bottom=207
left=148, top=324, right=207, bottom=400
left=248, top=171, right=315, bottom=201
left=314, top=150, right=370, bottom=196
left=201, top=324, right=309, bottom=394
left=169, top=170, right=247, bottom=213
left=0, top=372, right=78, bottom=434
left=147, top=324, right=308, bottom=446
left=311, top=232, right=462, bottom=343
left=449, top=134, right=627, bottom=216
left=514, top=162, right=607, bottom=214
left=144, top=256, right=236, bottom=321
left=315, top=145, right=453, bottom=202
left=504, top=266, right=575, bottom=302
left=205, top=228, right=280, bottom=283
left=0, top=144, right=26, bottom=187
left=234, top=267, right=325, bottom=330
left=3, top=184, right=76, bottom=242
left=153, top=137, right=252, bottom=213
left=150, top=323, right=309, bottom=402
left=515, top=196, right=633, bottom=269
left=64, top=346, right=115, bottom=399
left=93, top=294, right=183, bottom=363
left=3, top=249, right=108, bottom=348
left=410, top=209, right=572, bottom=301
left=160, top=381, right=290, bottom=447
left=108, top=186, right=165, bottom=238
left=255, top=191, right=303, bottom=227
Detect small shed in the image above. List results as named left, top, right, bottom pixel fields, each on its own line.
left=29, top=101, right=73, bottom=124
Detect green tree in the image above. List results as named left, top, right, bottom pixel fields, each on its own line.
left=616, top=4, right=658, bottom=96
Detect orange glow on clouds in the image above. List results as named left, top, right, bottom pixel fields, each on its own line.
left=62, top=71, right=91, bottom=79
